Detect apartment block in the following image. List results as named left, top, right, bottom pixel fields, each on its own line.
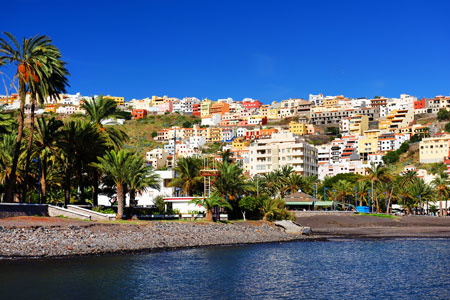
left=310, top=107, right=379, bottom=125
left=248, top=132, right=318, bottom=177
left=419, top=135, right=450, bottom=163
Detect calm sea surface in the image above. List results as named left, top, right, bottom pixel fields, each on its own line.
left=0, top=239, right=449, bottom=300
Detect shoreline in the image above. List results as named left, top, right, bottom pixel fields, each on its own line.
left=1, top=215, right=450, bottom=260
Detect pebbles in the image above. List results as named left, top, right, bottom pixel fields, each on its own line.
left=0, top=222, right=304, bottom=259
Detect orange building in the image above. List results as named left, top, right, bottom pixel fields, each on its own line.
left=132, top=109, right=148, bottom=120
left=209, top=102, right=230, bottom=115
left=260, top=128, right=278, bottom=139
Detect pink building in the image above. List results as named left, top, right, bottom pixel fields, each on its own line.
left=158, top=101, right=173, bottom=114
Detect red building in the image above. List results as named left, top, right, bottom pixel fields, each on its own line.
left=414, top=98, right=427, bottom=110
left=242, top=99, right=262, bottom=110
left=192, top=103, right=201, bottom=117
left=131, top=109, right=147, bottom=120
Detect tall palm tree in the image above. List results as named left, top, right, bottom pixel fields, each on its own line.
left=59, top=120, right=106, bottom=206
left=365, top=163, right=392, bottom=213
left=168, top=156, right=203, bottom=196
left=0, top=32, right=69, bottom=202
left=32, top=117, right=63, bottom=203
left=410, top=178, right=433, bottom=215
left=431, top=172, right=449, bottom=217
left=82, top=95, right=128, bottom=149
left=286, top=173, right=303, bottom=195
left=93, top=149, right=134, bottom=219
left=334, top=179, right=353, bottom=210
left=213, top=162, right=252, bottom=201
left=127, top=153, right=160, bottom=207
left=356, top=180, right=370, bottom=206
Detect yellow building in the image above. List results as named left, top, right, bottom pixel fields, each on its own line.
left=150, top=95, right=166, bottom=106
left=419, top=135, right=450, bottom=163
left=232, top=139, right=250, bottom=150
left=267, top=108, right=279, bottom=120
left=289, top=121, right=307, bottom=136
left=349, top=115, right=369, bottom=136
left=323, top=98, right=338, bottom=106
left=363, top=129, right=381, bottom=139
left=201, top=99, right=213, bottom=118
left=358, top=136, right=378, bottom=161
left=207, top=127, right=222, bottom=142
left=104, top=95, right=125, bottom=106
left=379, top=109, right=414, bottom=132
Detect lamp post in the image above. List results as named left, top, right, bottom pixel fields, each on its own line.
left=333, top=189, right=336, bottom=211
left=355, top=186, right=358, bottom=211
left=256, top=174, right=259, bottom=196
left=369, top=189, right=372, bottom=213
left=323, top=187, right=328, bottom=211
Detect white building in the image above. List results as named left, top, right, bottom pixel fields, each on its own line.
left=248, top=132, right=318, bottom=176
left=201, top=113, right=222, bottom=126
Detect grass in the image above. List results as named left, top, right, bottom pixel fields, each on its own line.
left=355, top=213, right=397, bottom=219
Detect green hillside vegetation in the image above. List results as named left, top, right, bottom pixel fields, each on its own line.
left=123, top=113, right=200, bottom=154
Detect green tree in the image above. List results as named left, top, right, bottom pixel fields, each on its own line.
left=382, top=151, right=399, bottom=164
left=190, top=195, right=232, bottom=222
left=258, top=195, right=287, bottom=221
left=82, top=95, right=128, bottom=149
left=93, top=149, right=134, bottom=219
left=437, top=108, right=450, bottom=121
left=0, top=32, right=68, bottom=202
left=365, top=163, right=392, bottom=212
left=168, top=156, right=203, bottom=196
left=239, top=196, right=259, bottom=221
left=334, top=179, right=353, bottom=210
left=213, top=162, right=252, bottom=201
left=127, top=153, right=160, bottom=207
left=431, top=172, right=449, bottom=217
left=32, top=117, right=63, bottom=203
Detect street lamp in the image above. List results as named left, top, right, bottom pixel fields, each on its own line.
left=323, top=187, right=328, bottom=211
left=355, top=186, right=358, bottom=211
left=369, top=189, right=372, bottom=213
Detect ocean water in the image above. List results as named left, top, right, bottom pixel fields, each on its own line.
left=0, top=239, right=449, bottom=300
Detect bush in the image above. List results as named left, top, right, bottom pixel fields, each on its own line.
left=382, top=151, right=399, bottom=164
left=445, top=122, right=450, bottom=133
left=437, top=109, right=450, bottom=121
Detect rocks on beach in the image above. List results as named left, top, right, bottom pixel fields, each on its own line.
left=0, top=220, right=305, bottom=259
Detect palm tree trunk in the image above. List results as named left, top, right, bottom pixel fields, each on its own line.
left=116, top=183, right=124, bottom=220
left=64, top=168, right=71, bottom=207
left=4, top=85, right=25, bottom=202
left=22, top=98, right=36, bottom=203
left=205, top=209, right=213, bottom=222
left=40, top=162, right=47, bottom=204
left=129, top=189, right=136, bottom=218
left=439, top=192, right=443, bottom=217
left=92, top=173, right=99, bottom=207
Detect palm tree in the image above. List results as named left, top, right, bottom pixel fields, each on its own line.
left=286, top=173, right=303, bottom=195
left=334, top=180, right=353, bottom=210
left=410, top=179, right=433, bottom=215
left=127, top=153, right=160, bottom=207
left=213, top=162, right=252, bottom=201
left=82, top=95, right=128, bottom=149
left=59, top=120, right=106, bottom=206
left=258, top=195, right=286, bottom=221
left=32, top=117, right=63, bottom=203
left=0, top=32, right=69, bottom=202
left=399, top=170, right=418, bottom=188
left=260, top=171, right=281, bottom=197
left=431, top=172, right=449, bottom=217
left=365, top=163, right=392, bottom=213
left=168, top=156, right=203, bottom=196
left=93, top=149, right=134, bottom=219
left=356, top=180, right=370, bottom=206
left=190, top=195, right=232, bottom=222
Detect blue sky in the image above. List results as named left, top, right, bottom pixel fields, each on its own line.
left=1, top=0, right=450, bottom=103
